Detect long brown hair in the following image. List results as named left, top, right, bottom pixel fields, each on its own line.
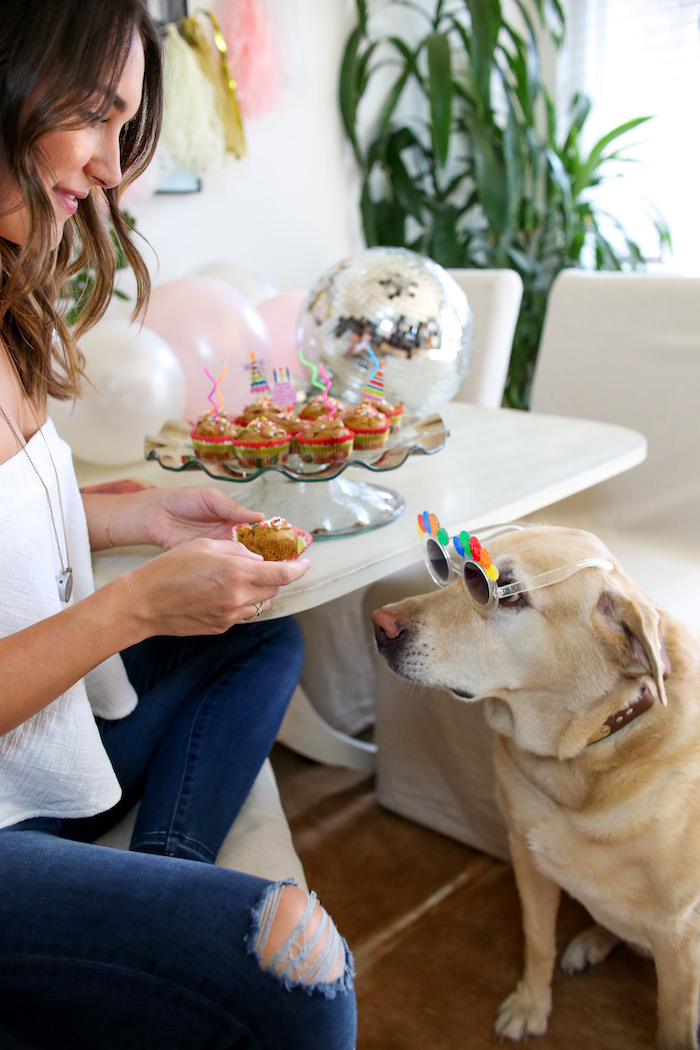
left=0, top=0, right=163, bottom=404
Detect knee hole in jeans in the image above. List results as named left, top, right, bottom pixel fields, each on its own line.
left=250, top=883, right=347, bottom=988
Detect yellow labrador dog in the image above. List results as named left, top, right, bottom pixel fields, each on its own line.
left=371, top=521, right=700, bottom=1050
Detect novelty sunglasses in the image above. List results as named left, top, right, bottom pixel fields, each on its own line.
left=417, top=512, right=613, bottom=617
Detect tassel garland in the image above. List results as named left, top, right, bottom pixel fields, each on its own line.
left=160, top=21, right=227, bottom=172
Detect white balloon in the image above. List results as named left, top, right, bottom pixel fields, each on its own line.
left=50, top=318, right=186, bottom=466
left=192, top=262, right=278, bottom=305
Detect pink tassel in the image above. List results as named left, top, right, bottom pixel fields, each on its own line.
left=219, top=0, right=280, bottom=118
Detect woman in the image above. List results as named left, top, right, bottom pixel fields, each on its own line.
left=0, top=2, right=356, bottom=1047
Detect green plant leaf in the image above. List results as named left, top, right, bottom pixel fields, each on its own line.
left=563, top=92, right=592, bottom=152
left=428, top=203, right=467, bottom=266
left=573, top=116, right=652, bottom=196
left=338, top=25, right=369, bottom=160
left=386, top=134, right=427, bottom=223
left=462, top=0, right=502, bottom=105
left=426, top=32, right=453, bottom=170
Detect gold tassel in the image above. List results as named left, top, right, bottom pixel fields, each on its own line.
left=179, top=10, right=247, bottom=159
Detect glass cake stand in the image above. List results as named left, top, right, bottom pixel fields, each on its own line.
left=144, top=413, right=448, bottom=538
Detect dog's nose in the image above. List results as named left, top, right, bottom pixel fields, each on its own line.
left=371, top=606, right=406, bottom=645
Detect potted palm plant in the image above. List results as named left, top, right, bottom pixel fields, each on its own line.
left=339, top=0, right=670, bottom=408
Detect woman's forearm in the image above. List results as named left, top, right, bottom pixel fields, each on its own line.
left=0, top=537, right=309, bottom=735
left=83, top=489, right=163, bottom=551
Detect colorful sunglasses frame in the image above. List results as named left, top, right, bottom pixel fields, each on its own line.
left=416, top=511, right=499, bottom=581
left=417, top=511, right=614, bottom=615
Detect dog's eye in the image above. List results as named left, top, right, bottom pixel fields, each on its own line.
left=500, top=591, right=529, bottom=609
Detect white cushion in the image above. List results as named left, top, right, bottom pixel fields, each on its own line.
left=96, top=758, right=308, bottom=889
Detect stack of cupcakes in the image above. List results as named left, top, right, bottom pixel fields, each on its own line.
left=189, top=381, right=404, bottom=469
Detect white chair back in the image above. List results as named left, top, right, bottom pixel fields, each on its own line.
left=530, top=270, right=700, bottom=542
left=448, top=268, right=523, bottom=408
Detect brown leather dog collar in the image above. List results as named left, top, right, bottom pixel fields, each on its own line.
left=586, top=682, right=656, bottom=747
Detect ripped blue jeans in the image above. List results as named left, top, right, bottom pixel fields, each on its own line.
left=0, top=620, right=356, bottom=1048
left=0, top=828, right=356, bottom=1049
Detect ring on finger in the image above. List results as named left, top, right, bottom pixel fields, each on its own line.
left=254, top=601, right=264, bottom=617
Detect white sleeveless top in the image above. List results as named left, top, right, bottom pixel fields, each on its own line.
left=0, top=419, right=138, bottom=827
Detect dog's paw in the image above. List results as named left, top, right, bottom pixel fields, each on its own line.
left=494, top=983, right=551, bottom=1042
left=561, top=924, right=620, bottom=974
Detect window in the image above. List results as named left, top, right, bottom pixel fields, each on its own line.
left=560, top=0, right=700, bottom=273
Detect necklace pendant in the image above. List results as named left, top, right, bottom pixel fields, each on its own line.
left=58, top=569, right=73, bottom=603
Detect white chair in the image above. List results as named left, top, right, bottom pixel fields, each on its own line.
left=293, top=269, right=523, bottom=765
left=368, top=268, right=700, bottom=861
left=528, top=270, right=700, bottom=632
left=97, top=758, right=308, bottom=888
left=450, top=268, right=523, bottom=408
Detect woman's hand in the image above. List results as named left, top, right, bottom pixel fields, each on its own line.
left=84, top=485, right=265, bottom=552
left=116, top=537, right=310, bottom=637
left=144, top=486, right=265, bottom=550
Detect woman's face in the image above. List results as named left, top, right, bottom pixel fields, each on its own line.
left=0, top=33, right=145, bottom=247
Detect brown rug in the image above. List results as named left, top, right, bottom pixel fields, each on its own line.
left=271, top=744, right=658, bottom=1050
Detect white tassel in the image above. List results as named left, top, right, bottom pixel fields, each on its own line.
left=160, top=23, right=226, bottom=173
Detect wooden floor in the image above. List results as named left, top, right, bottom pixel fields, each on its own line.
left=271, top=743, right=659, bottom=1050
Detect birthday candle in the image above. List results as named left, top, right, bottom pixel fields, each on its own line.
left=318, top=364, right=338, bottom=418
left=203, top=362, right=227, bottom=418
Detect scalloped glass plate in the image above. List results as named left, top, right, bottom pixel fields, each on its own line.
left=144, top=412, right=447, bottom=483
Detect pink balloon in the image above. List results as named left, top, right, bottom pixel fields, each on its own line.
left=145, top=276, right=273, bottom=421
left=257, top=290, right=308, bottom=380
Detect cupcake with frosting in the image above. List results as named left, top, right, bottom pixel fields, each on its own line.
left=190, top=411, right=241, bottom=461
left=342, top=402, right=392, bottom=450
left=234, top=397, right=275, bottom=425
left=232, top=417, right=291, bottom=468
left=232, top=516, right=312, bottom=561
left=369, top=396, right=404, bottom=432
left=265, top=409, right=310, bottom=453
left=296, top=416, right=354, bottom=464
left=299, top=394, right=345, bottom=421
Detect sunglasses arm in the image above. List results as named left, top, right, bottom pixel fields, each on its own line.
left=496, top=558, right=614, bottom=599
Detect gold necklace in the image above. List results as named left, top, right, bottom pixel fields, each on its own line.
left=0, top=398, right=73, bottom=602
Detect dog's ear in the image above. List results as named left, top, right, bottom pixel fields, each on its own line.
left=596, top=589, right=670, bottom=706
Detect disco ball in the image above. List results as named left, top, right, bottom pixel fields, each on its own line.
left=298, top=247, right=473, bottom=417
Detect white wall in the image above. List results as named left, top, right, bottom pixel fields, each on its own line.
left=126, top=0, right=363, bottom=294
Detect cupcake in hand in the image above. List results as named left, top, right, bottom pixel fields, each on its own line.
left=232, top=516, right=312, bottom=561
